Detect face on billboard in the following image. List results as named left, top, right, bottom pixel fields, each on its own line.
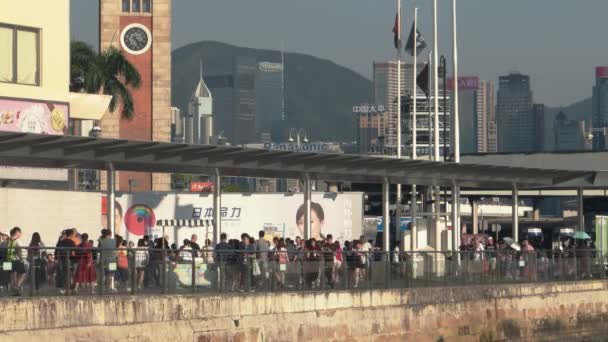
left=296, top=202, right=325, bottom=240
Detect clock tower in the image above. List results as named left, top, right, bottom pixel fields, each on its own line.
left=99, top=0, right=171, bottom=191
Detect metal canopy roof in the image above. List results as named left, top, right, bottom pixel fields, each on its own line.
left=0, top=132, right=595, bottom=189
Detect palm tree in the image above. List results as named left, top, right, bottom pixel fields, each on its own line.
left=70, top=41, right=141, bottom=119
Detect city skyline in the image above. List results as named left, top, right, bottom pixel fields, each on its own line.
left=71, top=0, right=608, bottom=108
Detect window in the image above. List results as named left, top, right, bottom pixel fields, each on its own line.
left=122, top=0, right=151, bottom=14
left=142, top=0, right=151, bottom=13
left=131, top=0, right=141, bottom=13
left=0, top=24, right=39, bottom=86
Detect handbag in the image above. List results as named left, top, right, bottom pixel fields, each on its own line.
left=252, top=260, right=261, bottom=276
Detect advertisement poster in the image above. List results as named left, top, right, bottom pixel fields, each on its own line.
left=105, top=192, right=363, bottom=244
left=0, top=97, right=69, bottom=135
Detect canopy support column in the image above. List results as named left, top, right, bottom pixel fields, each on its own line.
left=213, top=168, right=221, bottom=245
left=451, top=180, right=459, bottom=253
left=106, top=163, right=115, bottom=237
left=512, top=184, right=519, bottom=242
left=578, top=187, right=584, bottom=231
left=383, top=178, right=390, bottom=252
left=304, top=174, right=312, bottom=240
left=410, top=184, right=417, bottom=252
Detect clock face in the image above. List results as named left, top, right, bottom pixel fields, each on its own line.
left=120, top=24, right=152, bottom=55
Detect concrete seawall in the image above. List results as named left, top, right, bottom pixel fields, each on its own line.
left=1, top=281, right=608, bottom=341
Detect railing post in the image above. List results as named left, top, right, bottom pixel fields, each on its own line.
left=98, top=251, right=105, bottom=295
left=191, top=250, right=197, bottom=293
left=161, top=249, right=167, bottom=294
left=28, top=254, right=35, bottom=297
left=342, top=250, right=348, bottom=290
left=131, top=250, right=136, bottom=295
left=320, top=255, right=326, bottom=290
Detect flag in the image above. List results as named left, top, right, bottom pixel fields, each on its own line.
left=392, top=14, right=401, bottom=49
left=405, top=23, right=427, bottom=56
left=416, top=63, right=430, bottom=98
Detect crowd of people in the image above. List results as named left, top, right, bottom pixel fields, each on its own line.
left=457, top=235, right=601, bottom=281
left=0, top=226, right=603, bottom=296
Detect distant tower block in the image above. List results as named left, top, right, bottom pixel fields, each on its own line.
left=99, top=0, right=172, bottom=191
left=187, top=60, right=213, bottom=145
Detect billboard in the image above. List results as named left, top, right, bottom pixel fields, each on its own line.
left=0, top=97, right=69, bottom=135
left=105, top=192, right=364, bottom=244
left=447, top=76, right=480, bottom=91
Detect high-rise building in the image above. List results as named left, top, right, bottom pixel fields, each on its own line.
left=592, top=66, right=608, bottom=150
left=449, top=77, right=478, bottom=154
left=496, top=73, right=535, bottom=152
left=204, top=73, right=234, bottom=144
left=477, top=80, right=496, bottom=153
left=255, top=62, right=284, bottom=142
left=170, top=107, right=184, bottom=143
left=373, top=61, right=408, bottom=149
left=482, top=81, right=498, bottom=153
left=356, top=109, right=386, bottom=154
left=405, top=93, right=450, bottom=160
left=554, top=111, right=586, bottom=151
left=448, top=77, right=496, bottom=154
left=373, top=60, right=447, bottom=159
left=533, top=103, right=545, bottom=151
left=187, top=65, right=213, bottom=145
left=232, top=57, right=257, bottom=145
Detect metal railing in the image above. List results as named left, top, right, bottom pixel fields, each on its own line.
left=0, top=247, right=605, bottom=297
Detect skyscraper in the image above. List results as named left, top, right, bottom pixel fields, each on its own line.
left=187, top=63, right=213, bottom=145
left=255, top=61, right=284, bottom=142
left=477, top=80, right=496, bottom=153
left=448, top=77, right=495, bottom=154
left=373, top=61, right=407, bottom=149
left=374, top=61, right=434, bottom=156
left=496, top=73, right=535, bottom=152
left=482, top=81, right=498, bottom=153
left=554, top=111, right=586, bottom=151
left=592, top=66, right=608, bottom=150
left=232, top=56, right=257, bottom=144
left=533, top=103, right=545, bottom=151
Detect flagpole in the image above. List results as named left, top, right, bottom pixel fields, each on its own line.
left=433, top=0, right=439, bottom=162
left=428, top=51, right=432, bottom=161
left=452, top=0, right=460, bottom=163
left=396, top=0, right=402, bottom=248
left=410, top=7, right=418, bottom=252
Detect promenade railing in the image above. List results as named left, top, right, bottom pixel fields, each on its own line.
left=0, top=247, right=604, bottom=297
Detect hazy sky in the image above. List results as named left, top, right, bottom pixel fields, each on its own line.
left=71, top=0, right=608, bottom=107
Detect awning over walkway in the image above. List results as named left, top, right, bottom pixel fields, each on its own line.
left=0, top=132, right=595, bottom=189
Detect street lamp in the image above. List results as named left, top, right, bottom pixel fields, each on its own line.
left=288, top=128, right=308, bottom=147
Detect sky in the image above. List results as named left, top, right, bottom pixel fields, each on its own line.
left=71, top=0, right=608, bottom=107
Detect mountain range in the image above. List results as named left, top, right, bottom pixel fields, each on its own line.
left=171, top=41, right=372, bottom=142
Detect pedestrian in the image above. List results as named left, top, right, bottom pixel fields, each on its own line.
left=321, top=235, right=336, bottom=288
left=73, top=233, right=96, bottom=292
left=256, top=231, right=270, bottom=289
left=6, top=227, right=26, bottom=295
left=97, top=229, right=117, bottom=292
left=135, top=238, right=148, bottom=290
left=275, top=239, right=289, bottom=289
left=27, top=232, right=46, bottom=291
left=179, top=239, right=193, bottom=262
left=56, top=229, right=77, bottom=294
left=190, top=234, right=201, bottom=257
